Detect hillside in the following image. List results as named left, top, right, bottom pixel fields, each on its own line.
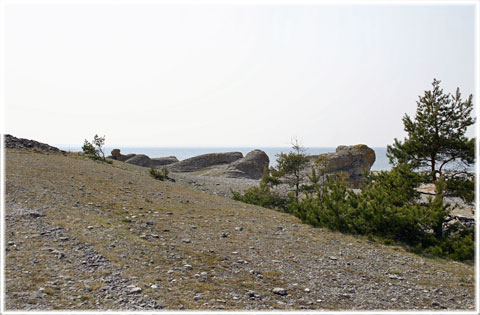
left=4, top=149, right=476, bottom=311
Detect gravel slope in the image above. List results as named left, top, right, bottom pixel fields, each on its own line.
left=4, top=149, right=476, bottom=311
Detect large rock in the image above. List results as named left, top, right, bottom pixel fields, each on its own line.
left=5, top=134, right=62, bottom=153
left=107, top=149, right=136, bottom=162
left=168, top=152, right=243, bottom=172
left=306, top=144, right=376, bottom=187
left=125, top=154, right=153, bottom=167
left=151, top=156, right=179, bottom=167
left=224, top=150, right=269, bottom=179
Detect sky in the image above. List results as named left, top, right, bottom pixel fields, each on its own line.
left=3, top=1, right=477, bottom=147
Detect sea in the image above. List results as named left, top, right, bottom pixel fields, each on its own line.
left=58, top=146, right=391, bottom=171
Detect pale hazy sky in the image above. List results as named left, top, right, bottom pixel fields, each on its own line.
left=3, top=1, right=477, bottom=147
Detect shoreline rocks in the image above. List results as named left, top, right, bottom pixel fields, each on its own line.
left=125, top=154, right=153, bottom=167
left=224, top=150, right=270, bottom=180
left=108, top=149, right=136, bottom=162
left=151, top=156, right=179, bottom=167
left=305, top=144, right=376, bottom=187
left=108, top=149, right=178, bottom=168
left=168, top=152, right=244, bottom=172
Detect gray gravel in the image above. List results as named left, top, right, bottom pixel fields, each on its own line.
left=5, top=149, right=476, bottom=311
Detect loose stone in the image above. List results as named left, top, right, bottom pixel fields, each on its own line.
left=272, top=288, right=288, bottom=296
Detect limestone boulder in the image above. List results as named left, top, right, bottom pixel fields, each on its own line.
left=151, top=156, right=179, bottom=167
left=125, top=154, right=153, bottom=167
left=107, top=149, right=136, bottom=162
left=224, top=150, right=269, bottom=179
left=168, top=152, right=243, bottom=172
left=305, top=144, right=376, bottom=187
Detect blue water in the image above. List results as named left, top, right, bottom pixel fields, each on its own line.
left=59, top=145, right=391, bottom=171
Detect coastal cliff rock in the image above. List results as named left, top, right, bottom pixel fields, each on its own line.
left=125, top=154, right=153, bottom=167
left=108, top=149, right=136, bottom=162
left=306, top=144, right=376, bottom=186
left=5, top=134, right=62, bottom=153
left=151, top=156, right=179, bottom=167
left=224, top=150, right=270, bottom=179
left=168, top=152, right=243, bottom=172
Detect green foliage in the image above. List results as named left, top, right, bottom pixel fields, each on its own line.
left=446, top=175, right=475, bottom=204
left=233, top=81, right=476, bottom=262
left=82, top=134, right=111, bottom=163
left=232, top=168, right=288, bottom=210
left=387, top=79, right=475, bottom=200
left=82, top=140, right=97, bottom=156
left=291, top=167, right=473, bottom=261
left=234, top=161, right=474, bottom=261
left=270, top=139, right=309, bottom=200
left=149, top=166, right=170, bottom=181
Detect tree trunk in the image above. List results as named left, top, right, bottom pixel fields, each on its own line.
left=431, top=156, right=436, bottom=182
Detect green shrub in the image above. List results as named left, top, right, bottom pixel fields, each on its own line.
left=232, top=184, right=287, bottom=210
left=149, top=166, right=169, bottom=181
left=234, top=161, right=474, bottom=262
left=82, top=135, right=112, bottom=164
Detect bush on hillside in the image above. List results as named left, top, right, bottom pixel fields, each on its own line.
left=233, top=163, right=474, bottom=262
left=149, top=166, right=170, bottom=181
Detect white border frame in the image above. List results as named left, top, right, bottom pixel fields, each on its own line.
left=0, top=0, right=478, bottom=314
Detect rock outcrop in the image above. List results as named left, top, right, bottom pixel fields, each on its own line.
left=224, top=150, right=269, bottom=179
left=168, top=152, right=243, bottom=172
left=306, top=144, right=376, bottom=187
left=151, top=156, right=179, bottom=167
left=5, top=134, right=63, bottom=153
left=108, top=149, right=177, bottom=168
left=125, top=154, right=153, bottom=167
left=107, top=149, right=136, bottom=162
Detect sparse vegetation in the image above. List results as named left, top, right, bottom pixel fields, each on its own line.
left=233, top=79, right=475, bottom=262
left=149, top=166, right=170, bottom=181
left=82, top=134, right=112, bottom=164
left=387, top=78, right=475, bottom=202
left=5, top=145, right=475, bottom=310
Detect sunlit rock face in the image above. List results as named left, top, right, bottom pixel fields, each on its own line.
left=305, top=144, right=376, bottom=187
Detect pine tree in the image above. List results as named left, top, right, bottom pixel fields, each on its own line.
left=387, top=79, right=475, bottom=184
left=271, top=139, right=308, bottom=201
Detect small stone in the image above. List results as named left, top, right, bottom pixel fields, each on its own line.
left=128, top=287, right=142, bottom=294
left=166, top=212, right=173, bottom=215
left=329, top=256, right=338, bottom=261
left=193, top=295, right=201, bottom=301
left=167, top=270, right=174, bottom=274
left=272, top=287, right=288, bottom=296
left=304, top=288, right=311, bottom=293
left=432, top=301, right=441, bottom=307
left=151, top=284, right=158, bottom=289
left=235, top=227, right=243, bottom=231
left=246, top=290, right=256, bottom=297
left=182, top=239, right=191, bottom=243
left=87, top=226, right=93, bottom=230
left=184, top=264, right=193, bottom=270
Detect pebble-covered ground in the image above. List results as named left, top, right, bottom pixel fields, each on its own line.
left=4, top=149, right=476, bottom=311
